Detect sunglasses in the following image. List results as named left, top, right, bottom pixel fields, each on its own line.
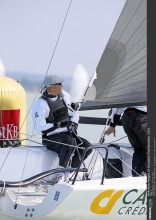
left=50, top=83, right=62, bottom=86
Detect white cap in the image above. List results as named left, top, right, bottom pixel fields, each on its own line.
left=44, top=75, right=65, bottom=87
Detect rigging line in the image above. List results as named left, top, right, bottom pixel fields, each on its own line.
left=0, top=140, right=18, bottom=171
left=24, top=133, right=85, bottom=150
left=88, top=149, right=99, bottom=178
left=89, top=147, right=126, bottom=179
left=87, top=137, right=107, bottom=175
left=14, top=143, right=32, bottom=205
left=14, top=1, right=73, bottom=206
left=105, top=147, right=145, bottom=179
left=87, top=150, right=98, bottom=174
left=19, top=92, right=40, bottom=133
left=87, top=112, right=111, bottom=176
left=0, top=117, right=41, bottom=171
left=93, top=143, right=145, bottom=180
left=14, top=111, right=43, bottom=204
left=87, top=117, right=110, bottom=175
left=42, top=136, right=85, bottom=150
left=44, top=0, right=73, bottom=80
left=18, top=0, right=73, bottom=134
left=0, top=93, right=15, bottom=170
left=20, top=139, right=42, bottom=146
left=106, top=161, right=125, bottom=177
left=10, top=0, right=72, bottom=204
left=87, top=135, right=128, bottom=177
left=69, top=132, right=87, bottom=169
left=87, top=150, right=99, bottom=176
left=0, top=126, right=85, bottom=150
left=109, top=135, right=127, bottom=144
left=0, top=90, right=4, bottom=149
left=0, top=128, right=41, bottom=145
left=87, top=151, right=101, bottom=177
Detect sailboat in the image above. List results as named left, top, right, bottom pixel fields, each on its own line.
left=0, top=0, right=147, bottom=219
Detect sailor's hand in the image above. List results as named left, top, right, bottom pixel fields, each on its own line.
left=69, top=122, right=78, bottom=134
left=57, top=121, right=69, bottom=128
left=104, top=127, right=116, bottom=137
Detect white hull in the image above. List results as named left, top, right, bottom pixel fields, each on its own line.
left=0, top=178, right=147, bottom=220
left=0, top=145, right=147, bottom=220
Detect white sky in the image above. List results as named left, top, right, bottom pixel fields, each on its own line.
left=0, top=0, right=126, bottom=79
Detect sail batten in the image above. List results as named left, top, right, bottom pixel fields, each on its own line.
left=81, top=0, right=147, bottom=111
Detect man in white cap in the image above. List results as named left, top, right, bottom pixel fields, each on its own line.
left=32, top=75, right=93, bottom=183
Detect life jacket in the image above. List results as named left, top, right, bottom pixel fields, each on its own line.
left=40, top=92, right=70, bottom=124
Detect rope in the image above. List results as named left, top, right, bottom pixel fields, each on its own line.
left=86, top=109, right=112, bottom=178
left=19, top=0, right=73, bottom=135
left=10, top=0, right=73, bottom=208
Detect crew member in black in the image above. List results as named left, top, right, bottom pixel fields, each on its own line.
left=104, top=106, right=147, bottom=177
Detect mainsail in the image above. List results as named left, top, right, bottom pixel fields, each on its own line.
left=80, top=0, right=147, bottom=110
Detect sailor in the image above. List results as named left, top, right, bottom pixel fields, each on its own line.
left=32, top=75, right=93, bottom=182
left=104, top=106, right=147, bottom=177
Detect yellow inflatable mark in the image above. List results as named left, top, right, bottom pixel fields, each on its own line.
left=91, top=189, right=124, bottom=214
left=0, top=76, right=26, bottom=147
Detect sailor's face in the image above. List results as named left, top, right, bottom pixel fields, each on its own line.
left=47, top=83, right=63, bottom=95
left=51, top=83, right=63, bottom=95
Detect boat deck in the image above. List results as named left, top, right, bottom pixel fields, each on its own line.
left=8, top=186, right=48, bottom=205
left=7, top=176, right=147, bottom=205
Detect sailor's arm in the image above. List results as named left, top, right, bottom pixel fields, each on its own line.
left=31, top=99, right=55, bottom=134
left=62, top=90, right=79, bottom=124
left=104, top=108, right=123, bottom=137
left=61, top=90, right=80, bottom=134
left=32, top=99, right=68, bottom=135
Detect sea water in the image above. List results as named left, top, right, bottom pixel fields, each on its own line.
left=26, top=91, right=129, bottom=146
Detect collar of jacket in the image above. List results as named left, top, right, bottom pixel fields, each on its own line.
left=43, top=91, right=56, bottom=98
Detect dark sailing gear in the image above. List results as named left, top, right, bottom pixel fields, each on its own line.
left=110, top=106, right=147, bottom=176
left=32, top=89, right=79, bottom=136
left=70, top=136, right=93, bottom=168
left=69, top=122, right=78, bottom=134
left=32, top=88, right=93, bottom=169
left=43, top=132, right=74, bottom=167
left=110, top=114, right=121, bottom=127
left=40, top=92, right=70, bottom=136
left=42, top=131, right=92, bottom=168
left=41, top=91, right=69, bottom=124
left=121, top=110, right=147, bottom=176
left=57, top=121, right=70, bottom=128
